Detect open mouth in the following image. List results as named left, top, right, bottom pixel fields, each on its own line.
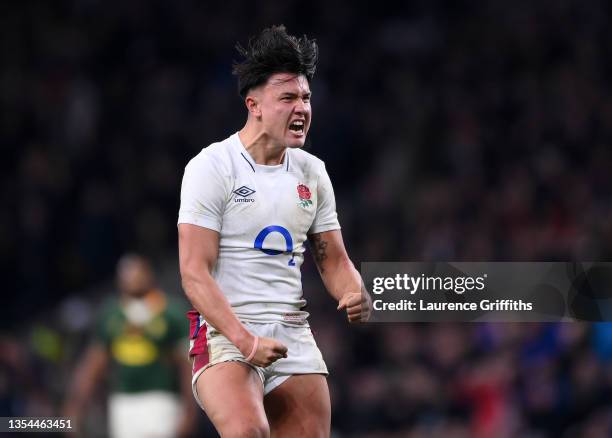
left=288, top=120, right=305, bottom=134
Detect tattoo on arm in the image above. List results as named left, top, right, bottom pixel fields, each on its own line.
left=310, top=234, right=328, bottom=273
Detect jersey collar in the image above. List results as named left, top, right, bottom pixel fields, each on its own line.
left=232, top=132, right=290, bottom=173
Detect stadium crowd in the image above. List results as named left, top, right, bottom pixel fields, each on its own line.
left=2, top=0, right=611, bottom=436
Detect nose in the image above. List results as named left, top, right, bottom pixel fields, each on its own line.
left=294, top=98, right=309, bottom=114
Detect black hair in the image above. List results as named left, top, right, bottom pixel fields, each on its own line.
left=232, top=25, right=318, bottom=98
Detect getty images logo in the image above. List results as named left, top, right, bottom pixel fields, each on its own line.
left=233, top=186, right=256, bottom=203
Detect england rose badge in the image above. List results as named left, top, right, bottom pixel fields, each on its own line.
left=297, top=184, right=313, bottom=208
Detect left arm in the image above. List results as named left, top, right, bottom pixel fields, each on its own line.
left=308, top=230, right=372, bottom=322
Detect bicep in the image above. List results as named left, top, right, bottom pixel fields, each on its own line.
left=178, top=224, right=220, bottom=277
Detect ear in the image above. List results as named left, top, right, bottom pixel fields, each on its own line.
left=245, top=94, right=262, bottom=118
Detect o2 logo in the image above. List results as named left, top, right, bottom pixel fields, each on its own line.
left=254, top=225, right=296, bottom=266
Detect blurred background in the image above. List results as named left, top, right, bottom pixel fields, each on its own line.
left=2, top=0, right=612, bottom=436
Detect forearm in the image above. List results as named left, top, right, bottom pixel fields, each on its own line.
left=64, top=345, right=107, bottom=416
left=310, top=231, right=364, bottom=301
left=309, top=230, right=372, bottom=322
left=320, top=257, right=364, bottom=302
left=179, top=224, right=255, bottom=354
left=181, top=271, right=254, bottom=354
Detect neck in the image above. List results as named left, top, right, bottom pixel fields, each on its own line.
left=238, top=123, right=286, bottom=166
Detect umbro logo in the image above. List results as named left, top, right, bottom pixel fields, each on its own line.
left=233, top=186, right=256, bottom=203
left=234, top=186, right=255, bottom=197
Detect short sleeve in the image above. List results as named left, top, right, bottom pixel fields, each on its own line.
left=177, top=153, right=229, bottom=232
left=309, top=162, right=341, bottom=234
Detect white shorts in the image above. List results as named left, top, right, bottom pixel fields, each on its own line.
left=191, top=321, right=328, bottom=409
left=108, top=391, right=180, bottom=438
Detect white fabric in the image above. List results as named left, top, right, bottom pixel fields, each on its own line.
left=178, top=133, right=340, bottom=326
left=108, top=391, right=180, bottom=438
left=191, top=321, right=328, bottom=409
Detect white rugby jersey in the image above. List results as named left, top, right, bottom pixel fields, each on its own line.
left=178, top=132, right=340, bottom=326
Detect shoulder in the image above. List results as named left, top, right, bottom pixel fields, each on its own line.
left=289, top=148, right=327, bottom=179
left=185, top=135, right=235, bottom=175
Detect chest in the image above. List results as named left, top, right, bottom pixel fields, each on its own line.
left=222, top=172, right=318, bottom=239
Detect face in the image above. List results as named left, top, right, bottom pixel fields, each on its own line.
left=250, top=73, right=312, bottom=148
left=117, top=257, right=154, bottom=298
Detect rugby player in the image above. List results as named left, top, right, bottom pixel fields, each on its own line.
left=178, top=25, right=371, bottom=437
left=64, top=255, right=195, bottom=438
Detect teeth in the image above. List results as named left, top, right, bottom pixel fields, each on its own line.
left=289, top=120, right=304, bottom=132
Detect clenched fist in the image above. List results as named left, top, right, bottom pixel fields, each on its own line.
left=243, top=336, right=288, bottom=367
left=337, top=291, right=372, bottom=322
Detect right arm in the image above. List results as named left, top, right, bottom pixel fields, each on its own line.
left=178, top=223, right=287, bottom=366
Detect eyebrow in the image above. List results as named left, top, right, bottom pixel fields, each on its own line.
left=279, top=91, right=311, bottom=98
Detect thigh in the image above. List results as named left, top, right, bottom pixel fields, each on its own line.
left=196, top=361, right=269, bottom=437
left=264, top=374, right=331, bottom=438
